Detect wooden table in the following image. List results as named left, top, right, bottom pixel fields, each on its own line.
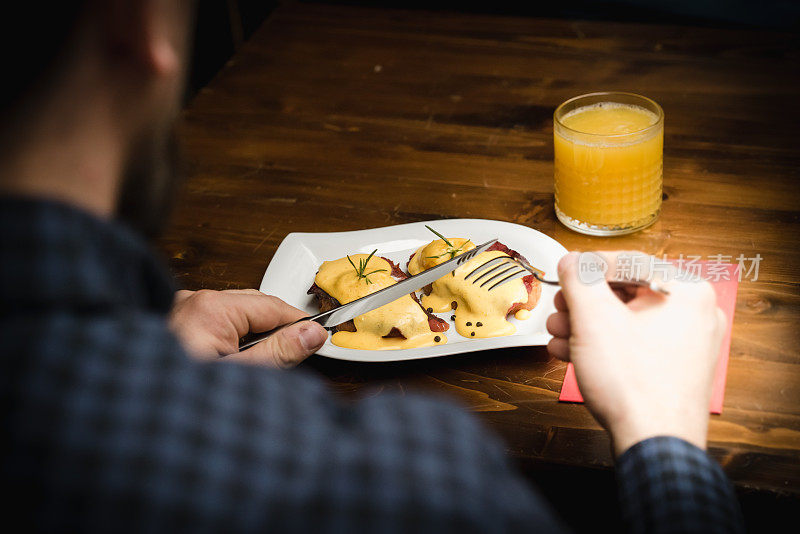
left=160, top=2, right=800, bottom=519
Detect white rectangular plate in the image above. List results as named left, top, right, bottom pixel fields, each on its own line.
left=259, top=219, right=568, bottom=362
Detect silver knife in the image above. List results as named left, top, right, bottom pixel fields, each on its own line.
left=237, top=238, right=498, bottom=351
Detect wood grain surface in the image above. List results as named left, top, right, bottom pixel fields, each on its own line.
left=159, top=3, right=800, bottom=499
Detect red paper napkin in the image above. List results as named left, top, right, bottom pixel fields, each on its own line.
left=558, top=261, right=739, bottom=414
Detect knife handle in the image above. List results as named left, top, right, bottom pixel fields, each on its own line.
left=235, top=314, right=330, bottom=352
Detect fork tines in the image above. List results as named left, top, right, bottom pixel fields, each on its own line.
left=457, top=247, right=481, bottom=264
left=463, top=256, right=530, bottom=291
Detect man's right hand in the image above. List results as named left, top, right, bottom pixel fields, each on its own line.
left=546, top=251, right=727, bottom=457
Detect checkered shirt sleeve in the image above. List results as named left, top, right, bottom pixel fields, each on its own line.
left=4, top=313, right=566, bottom=533
left=616, top=436, right=744, bottom=534
left=2, top=197, right=570, bottom=533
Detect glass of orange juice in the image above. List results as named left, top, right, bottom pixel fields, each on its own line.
left=554, top=92, right=664, bottom=236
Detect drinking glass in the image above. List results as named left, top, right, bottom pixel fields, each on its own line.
left=554, top=92, right=664, bottom=236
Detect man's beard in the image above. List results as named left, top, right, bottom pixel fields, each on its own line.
left=116, top=125, right=182, bottom=241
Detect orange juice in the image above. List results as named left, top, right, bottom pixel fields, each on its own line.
left=554, top=93, right=664, bottom=235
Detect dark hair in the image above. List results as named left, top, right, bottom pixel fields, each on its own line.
left=1, top=3, right=87, bottom=115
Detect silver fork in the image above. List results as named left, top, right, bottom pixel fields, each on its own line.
left=463, top=256, right=670, bottom=295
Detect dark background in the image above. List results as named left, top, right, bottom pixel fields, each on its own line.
left=189, top=0, right=799, bottom=98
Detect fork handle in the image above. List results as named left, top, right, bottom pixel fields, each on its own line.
left=532, top=272, right=669, bottom=295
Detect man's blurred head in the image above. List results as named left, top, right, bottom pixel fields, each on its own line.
left=0, top=1, right=195, bottom=238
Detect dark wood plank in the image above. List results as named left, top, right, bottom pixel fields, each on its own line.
left=159, top=3, right=800, bottom=497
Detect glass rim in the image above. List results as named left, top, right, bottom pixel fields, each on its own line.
left=554, top=92, right=664, bottom=138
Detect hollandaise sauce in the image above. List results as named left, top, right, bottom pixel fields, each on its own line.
left=408, top=239, right=531, bottom=338
left=314, top=254, right=446, bottom=350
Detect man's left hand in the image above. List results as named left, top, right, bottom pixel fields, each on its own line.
left=169, top=289, right=328, bottom=367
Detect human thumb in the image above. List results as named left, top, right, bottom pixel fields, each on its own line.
left=233, top=321, right=328, bottom=368
left=557, top=251, right=621, bottom=321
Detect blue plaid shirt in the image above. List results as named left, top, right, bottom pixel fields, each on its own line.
left=0, top=197, right=743, bottom=533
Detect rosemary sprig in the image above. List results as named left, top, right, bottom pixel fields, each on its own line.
left=347, top=249, right=387, bottom=284
left=424, top=225, right=471, bottom=261
left=425, top=225, right=454, bottom=248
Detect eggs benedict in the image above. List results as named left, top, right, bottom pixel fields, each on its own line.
left=308, top=250, right=448, bottom=350
left=407, top=229, right=541, bottom=339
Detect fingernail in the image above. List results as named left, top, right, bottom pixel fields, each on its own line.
left=298, top=323, right=327, bottom=352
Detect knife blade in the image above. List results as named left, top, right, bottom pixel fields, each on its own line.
left=238, top=238, right=498, bottom=351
